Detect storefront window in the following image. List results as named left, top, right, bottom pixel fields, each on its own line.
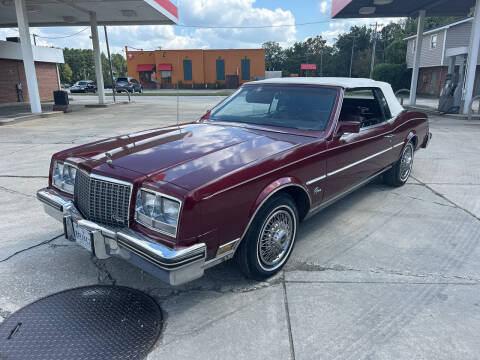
left=161, top=71, right=172, bottom=86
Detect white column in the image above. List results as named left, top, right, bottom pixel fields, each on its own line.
left=409, top=10, right=426, bottom=106
left=14, top=0, right=41, bottom=113
left=462, top=0, right=480, bottom=114
left=90, top=12, right=105, bottom=104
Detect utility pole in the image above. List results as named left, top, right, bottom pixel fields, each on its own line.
left=104, top=26, right=116, bottom=103
left=369, top=22, right=381, bottom=78
left=32, top=33, right=37, bottom=46
left=349, top=36, right=356, bottom=78
left=320, top=50, right=323, bottom=77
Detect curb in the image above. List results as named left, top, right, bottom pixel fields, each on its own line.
left=0, top=111, right=64, bottom=126
left=405, top=105, right=480, bottom=120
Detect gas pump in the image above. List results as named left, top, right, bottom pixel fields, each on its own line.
left=438, top=49, right=468, bottom=114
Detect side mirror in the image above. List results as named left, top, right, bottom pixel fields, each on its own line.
left=336, top=121, right=360, bottom=142
left=337, top=121, right=360, bottom=136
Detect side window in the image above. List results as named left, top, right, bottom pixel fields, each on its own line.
left=341, top=88, right=388, bottom=128
left=374, top=88, right=392, bottom=120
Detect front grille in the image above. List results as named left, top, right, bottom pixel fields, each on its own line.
left=74, top=170, right=131, bottom=227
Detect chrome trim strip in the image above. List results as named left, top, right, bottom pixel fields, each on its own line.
left=327, top=147, right=391, bottom=177
left=306, top=175, right=326, bottom=186
left=89, top=172, right=133, bottom=187
left=305, top=166, right=392, bottom=219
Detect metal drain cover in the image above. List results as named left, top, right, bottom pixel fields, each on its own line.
left=0, top=286, right=162, bottom=360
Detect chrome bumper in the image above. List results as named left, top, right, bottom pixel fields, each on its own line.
left=36, top=187, right=206, bottom=286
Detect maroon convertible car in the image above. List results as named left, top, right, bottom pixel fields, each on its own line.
left=37, top=78, right=431, bottom=285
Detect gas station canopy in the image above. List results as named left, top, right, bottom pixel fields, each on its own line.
left=0, top=0, right=178, bottom=27
left=332, top=0, right=475, bottom=18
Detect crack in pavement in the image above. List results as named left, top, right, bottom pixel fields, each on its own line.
left=411, top=175, right=480, bottom=222
left=90, top=258, right=117, bottom=285
left=0, top=185, right=35, bottom=198
left=390, top=191, right=456, bottom=209
left=283, top=271, right=296, bottom=360
left=285, top=260, right=480, bottom=283
left=0, top=234, right=63, bottom=262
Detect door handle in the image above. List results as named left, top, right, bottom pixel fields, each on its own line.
left=384, top=134, right=395, bottom=138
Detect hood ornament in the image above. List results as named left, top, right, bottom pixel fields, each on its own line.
left=105, top=152, right=113, bottom=165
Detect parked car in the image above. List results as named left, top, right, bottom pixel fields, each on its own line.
left=70, top=80, right=97, bottom=93
left=37, top=78, right=431, bottom=286
left=115, top=77, right=142, bottom=93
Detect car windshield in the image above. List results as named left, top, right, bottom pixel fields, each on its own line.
left=209, top=85, right=338, bottom=131
left=76, top=81, right=88, bottom=86
left=117, top=78, right=128, bottom=83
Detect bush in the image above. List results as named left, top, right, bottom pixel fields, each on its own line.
left=372, top=63, right=411, bottom=92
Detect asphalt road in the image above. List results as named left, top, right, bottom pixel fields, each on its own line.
left=1, top=99, right=480, bottom=359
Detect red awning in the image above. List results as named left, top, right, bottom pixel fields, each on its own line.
left=158, top=63, right=172, bottom=71
left=136, top=64, right=155, bottom=72
left=300, top=64, right=317, bottom=70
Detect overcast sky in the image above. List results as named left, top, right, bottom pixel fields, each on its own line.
left=0, top=0, right=397, bottom=55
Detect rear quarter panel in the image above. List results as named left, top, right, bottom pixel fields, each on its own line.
left=390, top=110, right=429, bottom=159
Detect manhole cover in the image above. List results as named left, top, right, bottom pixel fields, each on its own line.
left=0, top=286, right=162, bottom=360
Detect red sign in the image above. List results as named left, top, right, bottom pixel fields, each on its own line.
left=153, top=0, right=178, bottom=18
left=300, top=64, right=317, bottom=70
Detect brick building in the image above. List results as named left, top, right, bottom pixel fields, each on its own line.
left=0, top=38, right=64, bottom=104
left=126, top=48, right=265, bottom=89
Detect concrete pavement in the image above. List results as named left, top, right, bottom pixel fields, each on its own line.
left=0, top=99, right=479, bottom=359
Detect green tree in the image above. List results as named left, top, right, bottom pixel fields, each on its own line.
left=58, top=63, right=73, bottom=85
left=385, top=40, right=408, bottom=64
left=372, top=63, right=411, bottom=91
left=262, top=41, right=286, bottom=71
left=111, top=53, right=127, bottom=76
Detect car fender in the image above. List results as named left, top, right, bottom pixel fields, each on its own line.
left=250, top=177, right=309, bottom=217
left=406, top=131, right=418, bottom=149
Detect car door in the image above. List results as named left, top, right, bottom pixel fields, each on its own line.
left=323, top=88, right=393, bottom=201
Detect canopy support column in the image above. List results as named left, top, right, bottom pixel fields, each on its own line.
left=462, top=0, right=480, bottom=114
left=90, top=11, right=105, bottom=105
left=14, top=0, right=41, bottom=113
left=409, top=10, right=425, bottom=106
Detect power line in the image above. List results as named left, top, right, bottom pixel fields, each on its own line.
left=34, top=27, right=89, bottom=39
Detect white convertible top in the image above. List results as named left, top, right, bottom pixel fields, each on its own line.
left=251, top=77, right=404, bottom=118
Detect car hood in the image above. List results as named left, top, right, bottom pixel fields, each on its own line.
left=64, top=123, right=308, bottom=190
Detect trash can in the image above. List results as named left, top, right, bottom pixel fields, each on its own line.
left=54, top=90, right=69, bottom=105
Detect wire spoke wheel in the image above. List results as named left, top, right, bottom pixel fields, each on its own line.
left=257, top=208, right=294, bottom=269
left=400, top=144, right=414, bottom=181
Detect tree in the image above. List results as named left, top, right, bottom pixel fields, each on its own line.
left=385, top=40, right=408, bottom=64
left=111, top=53, right=127, bottom=76
left=372, top=63, right=411, bottom=91
left=262, top=41, right=286, bottom=71
left=58, top=63, right=73, bottom=85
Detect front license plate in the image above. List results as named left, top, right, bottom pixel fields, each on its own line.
left=72, top=222, right=92, bottom=252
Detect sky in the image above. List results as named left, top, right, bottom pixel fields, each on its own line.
left=0, top=0, right=398, bottom=56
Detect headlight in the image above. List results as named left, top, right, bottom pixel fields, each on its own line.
left=52, top=160, right=76, bottom=194
left=135, top=189, right=181, bottom=237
